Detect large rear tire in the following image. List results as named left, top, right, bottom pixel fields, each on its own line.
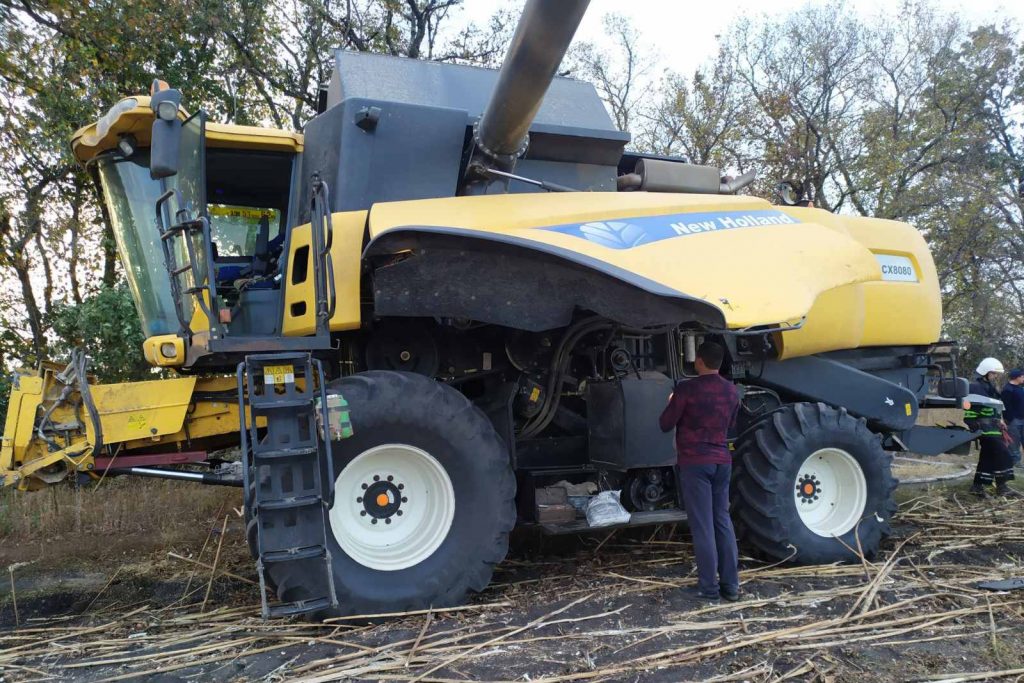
left=261, top=370, right=516, bottom=617
left=732, top=402, right=898, bottom=564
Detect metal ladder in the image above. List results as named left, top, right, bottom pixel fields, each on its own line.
left=237, top=352, right=338, bottom=618
left=155, top=189, right=220, bottom=339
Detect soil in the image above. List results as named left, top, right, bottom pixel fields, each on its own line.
left=3, top=480, right=1024, bottom=682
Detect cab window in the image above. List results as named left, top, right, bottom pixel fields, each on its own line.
left=205, top=149, right=293, bottom=290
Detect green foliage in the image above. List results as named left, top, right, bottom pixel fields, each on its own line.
left=49, top=285, right=150, bottom=383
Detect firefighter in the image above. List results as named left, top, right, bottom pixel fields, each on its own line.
left=966, top=357, right=1017, bottom=497
left=1000, top=369, right=1024, bottom=467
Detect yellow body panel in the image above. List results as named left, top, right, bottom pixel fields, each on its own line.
left=281, top=210, right=366, bottom=336
left=777, top=211, right=942, bottom=359
left=88, top=378, right=198, bottom=443
left=71, top=96, right=303, bottom=164
left=1, top=376, right=43, bottom=473
left=1, top=365, right=248, bottom=489
left=368, top=192, right=885, bottom=330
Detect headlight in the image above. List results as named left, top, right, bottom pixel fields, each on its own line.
left=160, top=342, right=178, bottom=359
left=156, top=100, right=178, bottom=122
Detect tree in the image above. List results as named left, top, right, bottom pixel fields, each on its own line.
left=642, top=48, right=752, bottom=172
left=568, top=14, right=650, bottom=135
left=50, top=285, right=150, bottom=383
left=223, top=0, right=516, bottom=130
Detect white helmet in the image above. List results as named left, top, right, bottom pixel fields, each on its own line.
left=976, top=357, right=1005, bottom=376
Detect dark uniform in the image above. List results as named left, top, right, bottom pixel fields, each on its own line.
left=966, top=376, right=1014, bottom=493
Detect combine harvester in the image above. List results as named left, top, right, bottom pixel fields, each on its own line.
left=1, top=0, right=980, bottom=617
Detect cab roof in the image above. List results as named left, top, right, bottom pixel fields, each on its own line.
left=71, top=95, right=303, bottom=164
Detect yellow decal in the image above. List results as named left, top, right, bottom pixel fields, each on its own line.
left=905, top=403, right=913, bottom=416
left=529, top=387, right=541, bottom=402
left=264, top=364, right=295, bottom=385
left=127, top=414, right=148, bottom=430
left=208, top=205, right=276, bottom=220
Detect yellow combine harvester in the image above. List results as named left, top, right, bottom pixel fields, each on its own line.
left=1, top=0, right=977, bottom=617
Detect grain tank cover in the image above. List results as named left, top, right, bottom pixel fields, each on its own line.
left=325, top=51, right=618, bottom=135
left=301, top=37, right=630, bottom=216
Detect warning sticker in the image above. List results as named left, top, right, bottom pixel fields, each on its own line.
left=127, top=414, right=148, bottom=430
left=264, top=364, right=295, bottom=385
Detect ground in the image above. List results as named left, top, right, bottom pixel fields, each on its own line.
left=2, top=456, right=1023, bottom=682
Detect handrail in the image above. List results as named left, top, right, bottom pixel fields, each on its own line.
left=309, top=177, right=337, bottom=336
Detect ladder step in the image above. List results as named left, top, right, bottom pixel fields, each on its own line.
left=246, top=352, right=313, bottom=365
left=258, top=494, right=322, bottom=511
left=249, top=397, right=313, bottom=410
left=252, top=446, right=318, bottom=460
left=263, top=544, right=328, bottom=563
left=170, top=264, right=192, bottom=276
left=266, top=596, right=333, bottom=618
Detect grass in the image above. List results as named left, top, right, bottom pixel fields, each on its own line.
left=0, top=478, right=241, bottom=568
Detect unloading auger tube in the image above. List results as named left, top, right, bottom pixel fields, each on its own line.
left=471, top=0, right=590, bottom=170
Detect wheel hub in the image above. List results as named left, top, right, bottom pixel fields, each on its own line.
left=793, top=448, right=867, bottom=538
left=359, top=477, right=408, bottom=523
left=795, top=474, right=822, bottom=505
left=329, top=443, right=455, bottom=571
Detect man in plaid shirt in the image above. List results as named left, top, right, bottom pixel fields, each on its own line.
left=659, top=342, right=741, bottom=601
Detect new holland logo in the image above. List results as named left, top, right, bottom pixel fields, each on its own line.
left=545, top=209, right=802, bottom=250
left=575, top=221, right=648, bottom=249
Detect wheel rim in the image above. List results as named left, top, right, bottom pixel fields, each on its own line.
left=793, top=448, right=867, bottom=538
left=329, top=444, right=455, bottom=571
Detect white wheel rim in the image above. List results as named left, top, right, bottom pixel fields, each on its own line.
left=329, top=444, right=455, bottom=571
left=793, top=448, right=867, bottom=538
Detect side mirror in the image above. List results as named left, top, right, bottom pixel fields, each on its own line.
left=939, top=377, right=969, bottom=399
left=149, top=82, right=183, bottom=179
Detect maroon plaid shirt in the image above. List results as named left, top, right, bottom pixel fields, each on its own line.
left=659, top=373, right=739, bottom=466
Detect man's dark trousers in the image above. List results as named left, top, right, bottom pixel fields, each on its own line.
left=676, top=463, right=740, bottom=596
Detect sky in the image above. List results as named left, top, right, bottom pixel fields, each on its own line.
left=458, top=0, right=1023, bottom=78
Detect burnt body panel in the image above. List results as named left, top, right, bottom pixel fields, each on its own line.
left=365, top=229, right=725, bottom=331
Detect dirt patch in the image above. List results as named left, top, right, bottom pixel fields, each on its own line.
left=3, top=486, right=1024, bottom=682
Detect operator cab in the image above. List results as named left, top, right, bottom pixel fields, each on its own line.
left=74, top=96, right=306, bottom=368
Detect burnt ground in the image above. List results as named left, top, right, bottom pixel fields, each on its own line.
left=2, top=484, right=1024, bottom=682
